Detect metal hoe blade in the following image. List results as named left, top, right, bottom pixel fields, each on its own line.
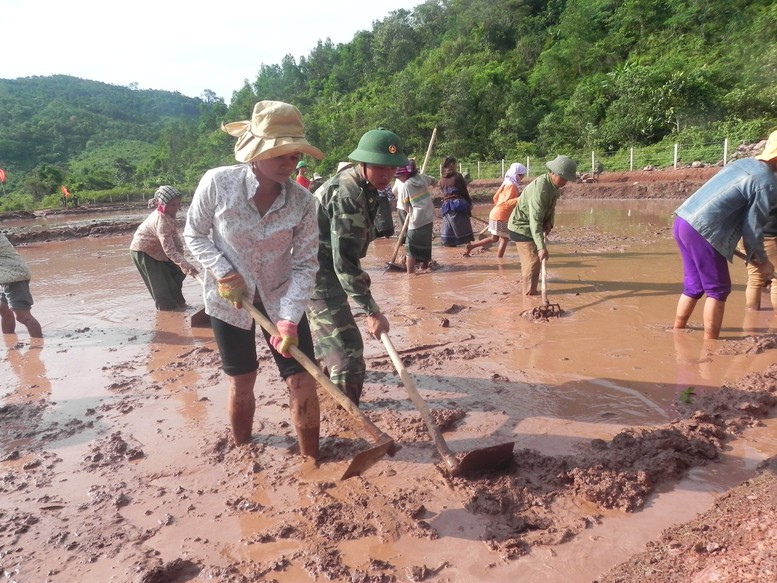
left=457, top=441, right=515, bottom=475
left=340, top=438, right=397, bottom=480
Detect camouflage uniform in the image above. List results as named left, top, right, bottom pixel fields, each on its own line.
left=308, top=166, right=381, bottom=405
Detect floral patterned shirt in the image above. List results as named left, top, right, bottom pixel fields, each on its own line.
left=184, top=163, right=319, bottom=330
left=129, top=209, right=190, bottom=267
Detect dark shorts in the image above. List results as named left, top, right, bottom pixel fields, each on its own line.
left=0, top=280, right=34, bottom=311
left=673, top=216, right=731, bottom=301
left=406, top=223, right=433, bottom=261
left=210, top=302, right=316, bottom=379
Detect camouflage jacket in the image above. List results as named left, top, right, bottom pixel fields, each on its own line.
left=312, top=167, right=381, bottom=315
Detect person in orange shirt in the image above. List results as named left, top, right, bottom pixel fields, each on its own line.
left=464, top=162, right=527, bottom=258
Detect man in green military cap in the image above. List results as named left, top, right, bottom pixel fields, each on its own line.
left=308, top=128, right=409, bottom=405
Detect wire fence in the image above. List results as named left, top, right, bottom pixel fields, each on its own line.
left=457, top=139, right=757, bottom=180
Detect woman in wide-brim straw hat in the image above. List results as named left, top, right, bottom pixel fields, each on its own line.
left=184, top=100, right=324, bottom=457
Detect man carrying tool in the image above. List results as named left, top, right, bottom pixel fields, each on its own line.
left=507, top=155, right=577, bottom=295
left=309, top=128, right=409, bottom=405
left=184, top=100, right=324, bottom=457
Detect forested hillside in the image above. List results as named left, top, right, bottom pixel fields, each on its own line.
left=1, top=0, right=776, bottom=210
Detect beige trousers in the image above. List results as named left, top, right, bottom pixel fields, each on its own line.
left=745, top=235, right=777, bottom=311
left=515, top=241, right=540, bottom=295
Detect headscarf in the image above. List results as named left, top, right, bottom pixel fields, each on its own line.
left=154, top=185, right=181, bottom=214
left=503, top=163, right=528, bottom=188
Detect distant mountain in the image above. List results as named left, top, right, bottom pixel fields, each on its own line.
left=0, top=75, right=202, bottom=174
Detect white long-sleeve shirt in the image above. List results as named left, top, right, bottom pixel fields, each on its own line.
left=184, top=164, right=319, bottom=330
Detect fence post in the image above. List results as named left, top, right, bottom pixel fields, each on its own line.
left=673, top=143, right=679, bottom=169
left=526, top=156, right=530, bottom=176
left=591, top=151, right=595, bottom=173
left=723, top=138, right=729, bottom=166
left=630, top=147, right=634, bottom=171
left=477, top=161, right=481, bottom=180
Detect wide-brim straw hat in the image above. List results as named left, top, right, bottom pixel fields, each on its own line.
left=222, top=101, right=324, bottom=163
left=755, top=130, right=777, bottom=162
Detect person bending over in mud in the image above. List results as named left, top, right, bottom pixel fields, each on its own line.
left=184, top=101, right=324, bottom=458
left=507, top=155, right=577, bottom=295
left=673, top=130, right=777, bottom=339
left=395, top=159, right=438, bottom=273
left=130, top=185, right=200, bottom=311
left=465, top=162, right=527, bottom=259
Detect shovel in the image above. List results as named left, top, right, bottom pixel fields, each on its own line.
left=186, top=271, right=210, bottom=327
left=380, top=332, right=514, bottom=477
left=190, top=307, right=210, bottom=327
left=242, top=300, right=397, bottom=480
left=385, top=213, right=410, bottom=272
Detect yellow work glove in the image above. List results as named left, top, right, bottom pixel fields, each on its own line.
left=217, top=272, right=246, bottom=309
left=270, top=320, right=298, bottom=358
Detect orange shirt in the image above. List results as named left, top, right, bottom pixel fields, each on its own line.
left=488, top=182, right=521, bottom=222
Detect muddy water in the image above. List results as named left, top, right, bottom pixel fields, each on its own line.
left=3, top=199, right=777, bottom=582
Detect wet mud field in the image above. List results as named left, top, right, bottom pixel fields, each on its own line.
left=2, top=168, right=776, bottom=582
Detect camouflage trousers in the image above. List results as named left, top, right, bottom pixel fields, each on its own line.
left=307, top=296, right=366, bottom=405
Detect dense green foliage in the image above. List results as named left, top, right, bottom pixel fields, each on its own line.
left=1, top=0, right=776, bottom=210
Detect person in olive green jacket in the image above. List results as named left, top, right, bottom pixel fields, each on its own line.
left=507, top=155, right=577, bottom=295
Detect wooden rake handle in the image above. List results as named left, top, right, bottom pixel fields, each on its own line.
left=380, top=332, right=461, bottom=475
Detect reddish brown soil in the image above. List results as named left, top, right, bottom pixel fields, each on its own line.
left=2, top=165, right=776, bottom=583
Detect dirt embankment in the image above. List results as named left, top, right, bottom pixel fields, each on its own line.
left=468, top=167, right=721, bottom=201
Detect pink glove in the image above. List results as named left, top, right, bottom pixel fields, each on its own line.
left=270, top=320, right=298, bottom=357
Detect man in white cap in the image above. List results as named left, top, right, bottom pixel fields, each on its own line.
left=673, top=130, right=777, bottom=339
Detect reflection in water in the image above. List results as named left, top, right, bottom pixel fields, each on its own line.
left=2, top=336, right=49, bottom=403
left=147, top=311, right=208, bottom=425
left=2, top=336, right=50, bottom=453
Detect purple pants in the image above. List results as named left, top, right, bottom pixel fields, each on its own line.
left=673, top=216, right=731, bottom=301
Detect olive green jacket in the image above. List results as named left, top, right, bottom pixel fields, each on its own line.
left=507, top=172, right=560, bottom=251
left=312, top=167, right=381, bottom=315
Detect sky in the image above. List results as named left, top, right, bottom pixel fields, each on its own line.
left=1, top=0, right=422, bottom=101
